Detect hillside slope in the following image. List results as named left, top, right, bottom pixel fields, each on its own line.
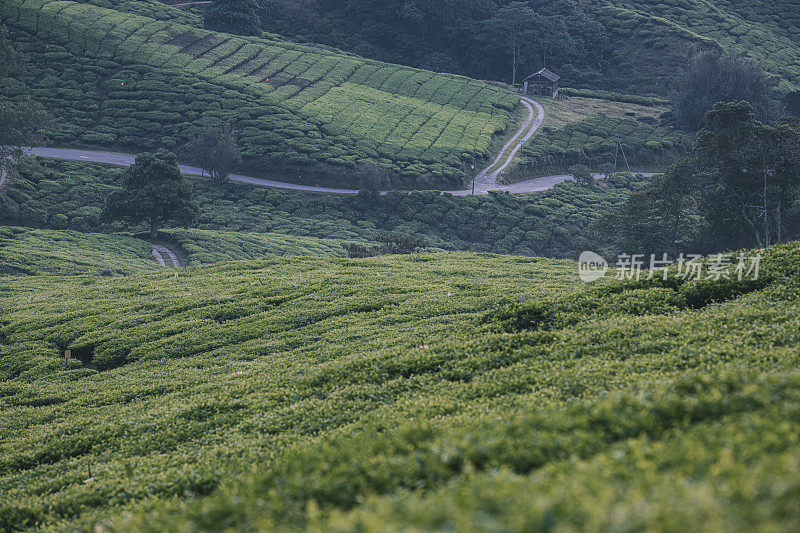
left=1, top=243, right=799, bottom=529
left=594, top=0, right=800, bottom=91
left=0, top=0, right=517, bottom=188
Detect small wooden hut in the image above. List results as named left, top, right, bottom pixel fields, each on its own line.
left=521, top=68, right=560, bottom=98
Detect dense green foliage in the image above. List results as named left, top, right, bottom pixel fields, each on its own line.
left=0, top=23, right=48, bottom=170
left=602, top=0, right=800, bottom=92
left=0, top=0, right=517, bottom=188
left=103, top=150, right=197, bottom=239
left=1, top=159, right=654, bottom=258
left=242, top=0, right=800, bottom=97
left=673, top=51, right=777, bottom=129
left=596, top=102, right=800, bottom=255
left=257, top=0, right=610, bottom=87
left=1, top=242, right=799, bottom=529
left=0, top=226, right=159, bottom=275
left=169, top=228, right=347, bottom=265
left=204, top=0, right=262, bottom=36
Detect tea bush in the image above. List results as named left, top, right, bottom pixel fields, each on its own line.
left=0, top=226, right=159, bottom=275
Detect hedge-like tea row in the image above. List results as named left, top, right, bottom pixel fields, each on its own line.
left=0, top=0, right=517, bottom=187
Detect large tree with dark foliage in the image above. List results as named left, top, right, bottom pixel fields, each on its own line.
left=103, top=150, right=198, bottom=239
left=695, top=101, right=800, bottom=248
left=673, top=51, right=776, bottom=130
left=205, top=0, right=262, bottom=36
left=481, top=2, right=538, bottom=85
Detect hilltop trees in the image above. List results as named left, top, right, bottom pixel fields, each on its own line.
left=596, top=102, right=800, bottom=253
left=481, top=2, right=538, bottom=85
left=205, top=0, right=262, bottom=36
left=673, top=51, right=776, bottom=129
left=103, top=150, right=198, bottom=239
left=695, top=102, right=800, bottom=248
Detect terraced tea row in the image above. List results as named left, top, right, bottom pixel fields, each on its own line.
left=0, top=0, right=517, bottom=187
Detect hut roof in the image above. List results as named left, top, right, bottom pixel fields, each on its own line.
left=523, top=68, right=560, bottom=82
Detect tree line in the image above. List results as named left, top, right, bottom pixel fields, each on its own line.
left=204, top=0, right=609, bottom=86
left=593, top=101, right=800, bottom=256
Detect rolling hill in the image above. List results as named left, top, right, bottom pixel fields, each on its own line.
left=0, top=0, right=517, bottom=188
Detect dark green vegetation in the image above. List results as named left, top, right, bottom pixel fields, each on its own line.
left=248, top=0, right=800, bottom=96
left=102, top=150, right=197, bottom=239
left=596, top=102, right=800, bottom=255
left=0, top=0, right=517, bottom=189
left=2, top=240, right=799, bottom=530
left=204, top=0, right=261, bottom=37
left=0, top=158, right=653, bottom=258
left=0, top=22, right=47, bottom=172
left=673, top=51, right=777, bottom=129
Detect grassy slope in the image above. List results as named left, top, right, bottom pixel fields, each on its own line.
left=0, top=226, right=160, bottom=275
left=0, top=0, right=517, bottom=187
left=1, top=243, right=799, bottom=530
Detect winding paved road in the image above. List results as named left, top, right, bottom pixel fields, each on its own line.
left=472, top=96, right=545, bottom=191
left=16, top=97, right=657, bottom=195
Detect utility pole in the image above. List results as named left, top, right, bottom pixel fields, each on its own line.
left=613, top=140, right=631, bottom=173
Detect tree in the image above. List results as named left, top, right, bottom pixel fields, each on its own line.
left=481, top=2, right=537, bottom=85
left=695, top=101, right=800, bottom=247
left=569, top=164, right=593, bottom=187
left=205, top=0, right=262, bottom=36
left=355, top=160, right=390, bottom=198
left=186, top=121, right=241, bottom=185
left=592, top=159, right=704, bottom=258
left=103, top=150, right=198, bottom=239
left=785, top=90, right=800, bottom=118
left=673, top=51, right=776, bottom=130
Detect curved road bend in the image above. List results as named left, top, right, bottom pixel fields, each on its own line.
left=472, top=96, right=545, bottom=191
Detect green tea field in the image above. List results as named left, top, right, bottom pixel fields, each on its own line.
left=0, top=0, right=517, bottom=187
left=2, top=242, right=800, bottom=530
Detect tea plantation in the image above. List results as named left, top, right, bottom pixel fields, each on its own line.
left=507, top=96, right=692, bottom=180
left=0, top=0, right=517, bottom=187
left=1, top=242, right=799, bottom=530
left=1, top=158, right=654, bottom=258
left=0, top=226, right=159, bottom=275
left=598, top=0, right=800, bottom=92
